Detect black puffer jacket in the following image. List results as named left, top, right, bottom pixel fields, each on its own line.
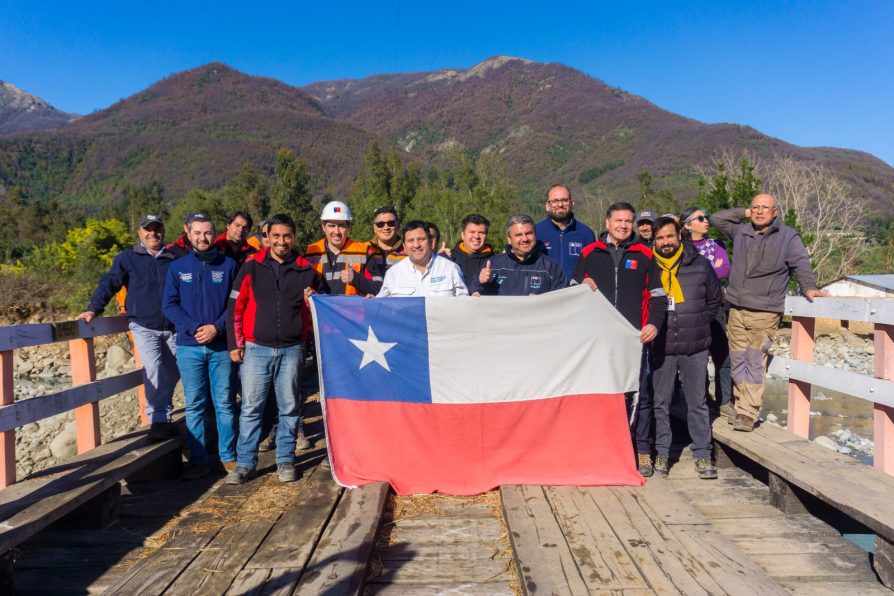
left=656, top=244, right=722, bottom=355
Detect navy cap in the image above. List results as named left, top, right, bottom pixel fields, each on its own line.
left=138, top=214, right=164, bottom=229
left=636, top=210, right=658, bottom=224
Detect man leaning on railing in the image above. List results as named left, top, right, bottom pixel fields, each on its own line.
left=77, top=215, right=180, bottom=442
left=711, top=194, right=826, bottom=433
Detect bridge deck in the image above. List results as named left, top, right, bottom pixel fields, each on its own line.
left=9, top=408, right=892, bottom=594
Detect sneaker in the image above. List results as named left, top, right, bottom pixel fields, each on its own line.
left=637, top=452, right=653, bottom=477
left=226, top=467, right=255, bottom=485
left=258, top=435, right=276, bottom=452
left=295, top=431, right=312, bottom=451
left=180, top=464, right=209, bottom=481
left=733, top=414, right=755, bottom=432
left=222, top=460, right=237, bottom=473
left=654, top=456, right=669, bottom=478
left=148, top=421, right=176, bottom=442
left=694, top=458, right=718, bottom=479
left=277, top=463, right=297, bottom=483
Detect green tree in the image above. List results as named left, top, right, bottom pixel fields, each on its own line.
left=270, top=149, right=318, bottom=249
left=123, top=182, right=168, bottom=230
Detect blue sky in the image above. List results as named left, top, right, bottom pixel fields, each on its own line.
left=2, top=1, right=892, bottom=165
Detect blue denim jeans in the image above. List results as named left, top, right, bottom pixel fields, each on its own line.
left=129, top=322, right=179, bottom=424
left=236, top=342, right=303, bottom=469
left=176, top=343, right=236, bottom=465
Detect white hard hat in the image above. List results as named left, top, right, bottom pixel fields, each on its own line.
left=321, top=200, right=353, bottom=222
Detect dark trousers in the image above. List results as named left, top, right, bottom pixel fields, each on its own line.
left=709, top=309, right=732, bottom=407
left=653, top=349, right=713, bottom=459
left=630, top=346, right=654, bottom=454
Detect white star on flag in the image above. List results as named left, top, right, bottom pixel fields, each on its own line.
left=349, top=326, right=397, bottom=371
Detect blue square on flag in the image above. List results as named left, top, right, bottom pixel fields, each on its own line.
left=313, top=295, right=431, bottom=403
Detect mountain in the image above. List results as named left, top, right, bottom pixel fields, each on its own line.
left=303, top=56, right=894, bottom=209
left=0, top=63, right=374, bottom=205
left=1, top=58, right=892, bottom=215
left=0, top=81, right=77, bottom=134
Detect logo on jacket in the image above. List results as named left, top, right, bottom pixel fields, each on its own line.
left=529, top=276, right=542, bottom=289
left=569, top=242, right=583, bottom=256
left=180, top=272, right=193, bottom=283
left=430, top=275, right=446, bottom=283
left=624, top=259, right=638, bottom=270
left=212, top=270, right=225, bottom=283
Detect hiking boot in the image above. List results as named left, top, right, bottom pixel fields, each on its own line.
left=694, top=458, right=718, bottom=479
left=319, top=456, right=331, bottom=470
left=637, top=452, right=653, bottom=477
left=148, top=421, right=176, bottom=442
left=258, top=434, right=276, bottom=452
left=733, top=414, right=755, bottom=432
left=222, top=460, right=237, bottom=473
left=295, top=431, right=312, bottom=451
left=720, top=404, right=736, bottom=425
left=277, top=463, right=297, bottom=483
left=180, top=464, right=209, bottom=481
left=654, top=456, right=669, bottom=478
left=226, top=467, right=255, bottom=485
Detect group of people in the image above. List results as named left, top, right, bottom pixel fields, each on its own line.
left=79, top=182, right=824, bottom=484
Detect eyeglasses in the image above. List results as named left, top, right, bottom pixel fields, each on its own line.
left=686, top=215, right=708, bottom=223
left=750, top=205, right=775, bottom=212
left=375, top=220, right=398, bottom=229
left=547, top=198, right=571, bottom=206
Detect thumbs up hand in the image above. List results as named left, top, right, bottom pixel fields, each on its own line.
left=438, top=241, right=451, bottom=257
left=478, top=259, right=493, bottom=285
left=340, top=262, right=355, bottom=284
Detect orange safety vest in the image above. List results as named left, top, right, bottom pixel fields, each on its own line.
left=304, top=238, right=371, bottom=296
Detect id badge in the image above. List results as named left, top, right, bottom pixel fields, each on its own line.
left=668, top=296, right=676, bottom=311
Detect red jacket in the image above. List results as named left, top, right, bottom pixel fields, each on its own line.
left=226, top=248, right=319, bottom=350
left=213, top=233, right=257, bottom=268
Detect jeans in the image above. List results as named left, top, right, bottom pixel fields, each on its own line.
left=652, top=350, right=712, bottom=459
left=236, top=342, right=304, bottom=469
left=129, top=322, right=179, bottom=424
left=176, top=343, right=237, bottom=465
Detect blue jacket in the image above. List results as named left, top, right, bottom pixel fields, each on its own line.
left=535, top=216, right=596, bottom=279
left=87, top=243, right=176, bottom=331
left=472, top=246, right=567, bottom=296
left=162, top=248, right=238, bottom=347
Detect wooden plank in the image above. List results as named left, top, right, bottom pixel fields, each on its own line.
left=875, top=324, right=894, bottom=475
left=294, top=482, right=388, bottom=596
left=0, top=427, right=182, bottom=554
left=388, top=516, right=503, bottom=545
left=379, top=543, right=503, bottom=561
left=784, top=296, right=894, bottom=324
left=226, top=567, right=302, bottom=596
left=780, top=581, right=893, bottom=595
left=0, top=316, right=130, bottom=351
left=695, top=503, right=784, bottom=519
left=768, top=356, right=894, bottom=408
left=500, top=484, right=589, bottom=596
left=544, top=485, right=648, bottom=591
left=367, top=583, right=518, bottom=595
left=786, top=316, right=814, bottom=438
left=244, top=468, right=342, bottom=569
left=0, top=370, right=142, bottom=432
left=370, top=558, right=511, bottom=584
left=71, top=337, right=100, bottom=453
left=748, top=551, right=872, bottom=581
left=0, top=350, right=14, bottom=488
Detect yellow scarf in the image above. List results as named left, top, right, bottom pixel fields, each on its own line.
left=654, top=245, right=685, bottom=305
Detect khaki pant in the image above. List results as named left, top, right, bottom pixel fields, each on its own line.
left=727, top=307, right=783, bottom=421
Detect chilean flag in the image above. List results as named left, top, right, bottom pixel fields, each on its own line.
left=310, top=285, right=644, bottom=495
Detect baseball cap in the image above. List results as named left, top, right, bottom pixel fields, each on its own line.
left=636, top=210, right=658, bottom=224
left=184, top=212, right=210, bottom=225
left=139, top=215, right=164, bottom=229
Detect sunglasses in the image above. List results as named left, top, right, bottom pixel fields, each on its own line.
left=687, top=215, right=708, bottom=223
left=375, top=220, right=398, bottom=229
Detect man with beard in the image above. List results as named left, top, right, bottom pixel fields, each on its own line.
left=163, top=215, right=239, bottom=479
left=449, top=213, right=494, bottom=286
left=473, top=214, right=566, bottom=296
left=535, top=184, right=595, bottom=279
left=650, top=217, right=721, bottom=479
left=571, top=202, right=666, bottom=477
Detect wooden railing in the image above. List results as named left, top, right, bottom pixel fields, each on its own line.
left=768, top=296, right=894, bottom=474
left=0, top=316, right=146, bottom=488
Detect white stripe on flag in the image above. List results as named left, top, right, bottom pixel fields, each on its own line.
left=426, top=285, right=642, bottom=404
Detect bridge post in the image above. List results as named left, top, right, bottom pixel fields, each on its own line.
left=132, top=345, right=149, bottom=427
left=874, top=324, right=894, bottom=475
left=70, top=337, right=101, bottom=453
left=786, top=316, right=814, bottom=439
left=0, top=350, right=15, bottom=488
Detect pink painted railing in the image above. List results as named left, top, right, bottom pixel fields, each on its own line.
left=768, top=297, right=894, bottom=474
left=0, top=317, right=146, bottom=488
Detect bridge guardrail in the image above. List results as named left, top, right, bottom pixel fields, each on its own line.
left=767, top=296, right=894, bottom=474
left=0, top=316, right=146, bottom=488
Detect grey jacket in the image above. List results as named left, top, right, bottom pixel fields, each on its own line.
left=710, top=208, right=817, bottom=313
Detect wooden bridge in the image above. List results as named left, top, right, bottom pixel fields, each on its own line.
left=0, top=296, right=892, bottom=594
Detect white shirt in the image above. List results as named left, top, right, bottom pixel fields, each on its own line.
left=377, top=254, right=469, bottom=298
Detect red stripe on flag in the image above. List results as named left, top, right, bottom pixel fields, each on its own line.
left=324, top=393, right=643, bottom=495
